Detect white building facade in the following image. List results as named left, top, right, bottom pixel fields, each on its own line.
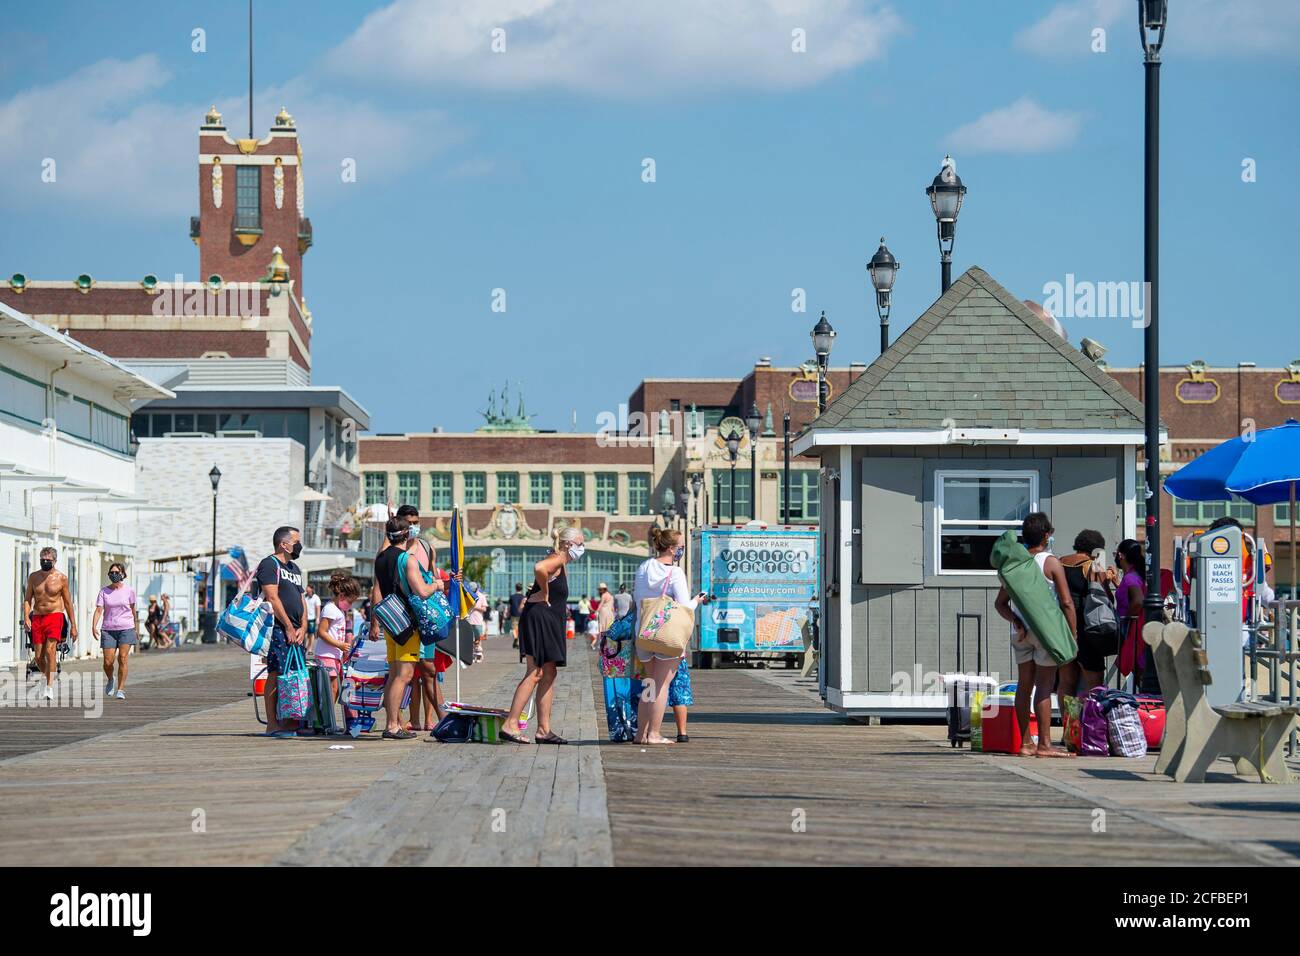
left=0, top=302, right=173, bottom=667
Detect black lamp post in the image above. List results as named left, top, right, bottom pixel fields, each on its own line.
left=746, top=402, right=762, bottom=522
left=208, top=465, right=222, bottom=611
left=725, top=430, right=740, bottom=524
left=925, top=155, right=967, bottom=294
left=811, top=311, right=836, bottom=415
left=782, top=411, right=792, bottom=524
left=1138, top=0, right=1167, bottom=639
left=868, top=237, right=899, bottom=354
left=690, top=471, right=703, bottom=527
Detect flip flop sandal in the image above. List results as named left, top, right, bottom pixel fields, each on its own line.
left=535, top=732, right=568, bottom=745
left=382, top=729, right=418, bottom=740
left=500, top=730, right=531, bottom=744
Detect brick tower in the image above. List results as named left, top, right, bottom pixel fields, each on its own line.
left=193, top=105, right=311, bottom=295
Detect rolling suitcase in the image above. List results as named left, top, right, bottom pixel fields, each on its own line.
left=306, top=662, right=340, bottom=735
left=944, top=613, right=993, bottom=748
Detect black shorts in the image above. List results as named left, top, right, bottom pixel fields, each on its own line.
left=1076, top=628, right=1119, bottom=673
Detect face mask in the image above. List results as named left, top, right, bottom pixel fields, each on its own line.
left=108, top=571, right=124, bottom=584
left=1046, top=536, right=1055, bottom=551
left=40, top=559, right=54, bottom=572
left=408, top=526, right=421, bottom=539
left=290, top=541, right=303, bottom=560
left=568, top=543, right=585, bottom=561
left=673, top=546, right=685, bottom=563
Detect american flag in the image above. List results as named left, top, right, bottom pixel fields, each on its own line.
left=223, top=547, right=253, bottom=590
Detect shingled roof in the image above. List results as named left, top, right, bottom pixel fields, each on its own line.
left=810, top=266, right=1148, bottom=433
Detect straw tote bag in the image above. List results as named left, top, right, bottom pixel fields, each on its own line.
left=635, top=570, right=695, bottom=658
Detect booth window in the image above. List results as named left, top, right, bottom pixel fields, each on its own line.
left=1277, top=503, right=1295, bottom=527
left=935, top=471, right=1037, bottom=573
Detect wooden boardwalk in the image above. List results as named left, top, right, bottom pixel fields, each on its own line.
left=595, top=662, right=1300, bottom=867
left=0, top=636, right=1296, bottom=866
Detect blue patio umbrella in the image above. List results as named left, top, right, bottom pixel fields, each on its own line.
left=1164, top=419, right=1300, bottom=593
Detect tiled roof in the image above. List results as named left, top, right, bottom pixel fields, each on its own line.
left=810, top=266, right=1148, bottom=432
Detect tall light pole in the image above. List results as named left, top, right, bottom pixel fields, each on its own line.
left=926, top=155, right=967, bottom=294
left=691, top=471, right=703, bottom=528
left=782, top=411, right=792, bottom=524
left=208, top=465, right=222, bottom=610
left=811, top=311, right=836, bottom=415
left=746, top=402, right=762, bottom=523
left=1138, top=0, right=1167, bottom=638
left=725, top=431, right=740, bottom=524
left=868, top=237, right=899, bottom=354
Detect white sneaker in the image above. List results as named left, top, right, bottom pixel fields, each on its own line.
left=43, top=685, right=54, bottom=701
left=115, top=690, right=126, bottom=700
left=105, top=678, right=116, bottom=696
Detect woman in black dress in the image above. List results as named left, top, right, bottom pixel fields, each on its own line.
left=500, top=527, right=585, bottom=743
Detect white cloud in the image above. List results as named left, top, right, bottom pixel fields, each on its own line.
left=1016, top=0, right=1300, bottom=57
left=328, top=0, right=906, bottom=96
left=0, top=57, right=460, bottom=220
left=943, top=97, right=1083, bottom=154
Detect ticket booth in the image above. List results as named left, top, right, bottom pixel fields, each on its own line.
left=795, top=267, right=1157, bottom=716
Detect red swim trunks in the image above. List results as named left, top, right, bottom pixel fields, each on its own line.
left=30, top=613, right=65, bottom=645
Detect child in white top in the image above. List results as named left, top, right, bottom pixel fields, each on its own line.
left=316, top=570, right=361, bottom=700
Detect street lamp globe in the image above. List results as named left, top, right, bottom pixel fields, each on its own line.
left=926, top=155, right=966, bottom=239
left=690, top=471, right=703, bottom=498
left=810, top=311, right=836, bottom=363
left=209, top=465, right=222, bottom=493
left=746, top=402, right=762, bottom=440
left=1138, top=0, right=1167, bottom=56
left=868, top=237, right=899, bottom=301
left=725, top=431, right=741, bottom=460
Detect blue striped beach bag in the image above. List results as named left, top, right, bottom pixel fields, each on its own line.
left=216, top=581, right=274, bottom=656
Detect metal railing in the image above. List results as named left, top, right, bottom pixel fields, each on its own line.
left=302, top=524, right=382, bottom=554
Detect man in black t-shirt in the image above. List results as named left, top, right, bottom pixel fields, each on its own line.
left=256, top=526, right=305, bottom=737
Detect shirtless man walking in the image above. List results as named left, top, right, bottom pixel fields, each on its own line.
left=22, top=546, right=77, bottom=700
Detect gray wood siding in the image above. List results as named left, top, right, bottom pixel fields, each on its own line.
left=860, top=457, right=923, bottom=584
left=838, top=445, right=1125, bottom=696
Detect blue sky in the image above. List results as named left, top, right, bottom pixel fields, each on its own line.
left=2, top=0, right=1297, bottom=434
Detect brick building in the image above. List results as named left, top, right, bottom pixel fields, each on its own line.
left=360, top=363, right=865, bottom=601
left=2, top=106, right=368, bottom=590
left=1, top=106, right=313, bottom=374
left=1110, top=361, right=1300, bottom=596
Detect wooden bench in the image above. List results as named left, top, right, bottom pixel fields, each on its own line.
left=1144, top=621, right=1297, bottom=783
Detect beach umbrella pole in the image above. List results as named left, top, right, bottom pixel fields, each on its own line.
left=1291, top=481, right=1297, bottom=600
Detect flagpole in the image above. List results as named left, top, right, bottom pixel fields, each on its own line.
left=455, top=507, right=462, bottom=705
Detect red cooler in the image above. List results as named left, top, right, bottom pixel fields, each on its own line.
left=979, top=697, right=1038, bottom=754
left=1136, top=696, right=1165, bottom=751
